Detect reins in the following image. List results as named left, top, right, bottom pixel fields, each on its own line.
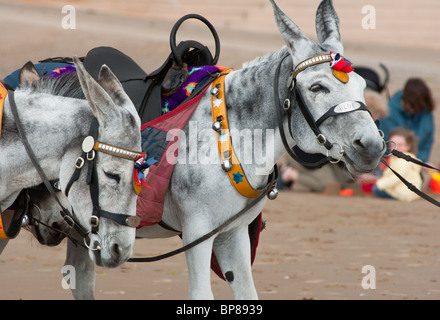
left=128, top=177, right=275, bottom=262
left=382, top=149, right=440, bottom=207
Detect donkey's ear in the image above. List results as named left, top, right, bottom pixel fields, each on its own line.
left=270, top=0, right=315, bottom=62
left=97, top=65, right=132, bottom=110
left=19, top=61, right=40, bottom=84
left=73, top=55, right=116, bottom=125
left=315, top=0, right=343, bottom=54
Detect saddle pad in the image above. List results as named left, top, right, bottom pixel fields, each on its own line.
left=161, top=65, right=225, bottom=114
left=136, top=86, right=210, bottom=227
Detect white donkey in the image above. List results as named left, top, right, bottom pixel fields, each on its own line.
left=15, top=0, right=385, bottom=299
left=0, top=57, right=142, bottom=268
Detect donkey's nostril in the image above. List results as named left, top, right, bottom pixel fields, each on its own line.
left=111, top=242, right=122, bottom=260
left=354, top=139, right=366, bottom=149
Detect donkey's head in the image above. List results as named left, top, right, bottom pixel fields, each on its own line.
left=59, top=57, right=142, bottom=268
left=271, top=0, right=385, bottom=174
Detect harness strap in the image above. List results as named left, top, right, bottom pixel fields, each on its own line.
left=391, top=149, right=440, bottom=172
left=274, top=53, right=334, bottom=168
left=7, top=90, right=90, bottom=239
left=0, top=83, right=7, bottom=140
left=211, top=70, right=277, bottom=198
left=293, top=86, right=333, bottom=150
left=129, top=169, right=276, bottom=262
left=0, top=210, right=7, bottom=239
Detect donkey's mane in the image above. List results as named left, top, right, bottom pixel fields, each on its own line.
left=16, top=71, right=85, bottom=100
left=242, top=46, right=289, bottom=68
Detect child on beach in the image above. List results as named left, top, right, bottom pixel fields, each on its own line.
left=373, top=127, right=422, bottom=201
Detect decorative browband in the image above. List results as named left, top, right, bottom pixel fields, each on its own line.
left=293, top=52, right=354, bottom=84
left=93, top=141, right=144, bottom=161
left=293, top=54, right=332, bottom=77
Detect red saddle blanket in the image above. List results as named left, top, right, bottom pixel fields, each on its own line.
left=136, top=87, right=208, bottom=226
left=135, top=82, right=262, bottom=281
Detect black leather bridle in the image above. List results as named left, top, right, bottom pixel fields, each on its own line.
left=274, top=53, right=440, bottom=208
left=8, top=90, right=142, bottom=249
left=274, top=52, right=372, bottom=169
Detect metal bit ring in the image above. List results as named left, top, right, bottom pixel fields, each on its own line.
left=84, top=232, right=103, bottom=251
left=327, top=142, right=345, bottom=164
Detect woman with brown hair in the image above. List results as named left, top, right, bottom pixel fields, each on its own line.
left=379, top=78, right=435, bottom=162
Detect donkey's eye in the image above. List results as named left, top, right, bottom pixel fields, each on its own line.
left=310, top=84, right=327, bottom=93
left=104, top=171, right=121, bottom=183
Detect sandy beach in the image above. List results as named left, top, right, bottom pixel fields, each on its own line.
left=1, top=0, right=440, bottom=300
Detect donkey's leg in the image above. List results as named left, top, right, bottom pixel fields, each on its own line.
left=0, top=239, right=9, bottom=254
left=65, top=238, right=96, bottom=300
left=183, top=233, right=216, bottom=300
left=213, top=227, right=258, bottom=300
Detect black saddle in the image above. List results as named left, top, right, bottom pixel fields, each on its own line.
left=82, top=14, right=220, bottom=124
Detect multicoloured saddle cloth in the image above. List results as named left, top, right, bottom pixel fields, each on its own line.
left=135, top=65, right=224, bottom=227
left=161, top=65, right=225, bottom=114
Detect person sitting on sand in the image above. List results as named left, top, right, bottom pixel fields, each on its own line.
left=379, top=78, right=435, bottom=163
left=373, top=127, right=422, bottom=202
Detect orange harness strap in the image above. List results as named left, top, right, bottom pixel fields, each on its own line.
left=0, top=211, right=7, bottom=239
left=211, top=70, right=267, bottom=199
left=0, top=84, right=8, bottom=239
left=0, top=83, right=7, bottom=139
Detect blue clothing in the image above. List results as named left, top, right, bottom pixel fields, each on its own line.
left=379, top=90, right=434, bottom=162
left=3, top=62, right=70, bottom=89
left=372, top=185, right=394, bottom=199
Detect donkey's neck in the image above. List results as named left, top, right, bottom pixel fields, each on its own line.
left=0, top=92, right=93, bottom=193
left=224, top=48, right=293, bottom=186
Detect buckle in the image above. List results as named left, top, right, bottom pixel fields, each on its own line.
left=89, top=215, right=99, bottom=228
left=283, top=99, right=291, bottom=111
left=75, top=157, right=85, bottom=169
left=317, top=134, right=327, bottom=146
left=87, top=150, right=96, bottom=161
left=63, top=214, right=76, bottom=227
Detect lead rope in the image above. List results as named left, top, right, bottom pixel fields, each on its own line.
left=383, top=150, right=440, bottom=207
left=128, top=176, right=274, bottom=262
